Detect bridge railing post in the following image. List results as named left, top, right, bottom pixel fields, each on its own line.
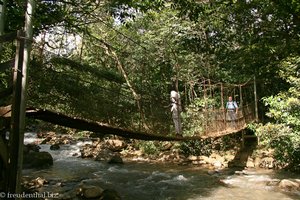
left=7, top=29, right=26, bottom=195
left=254, top=76, right=259, bottom=122
left=6, top=0, right=35, bottom=195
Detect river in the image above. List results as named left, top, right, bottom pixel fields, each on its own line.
left=23, top=133, right=300, bottom=200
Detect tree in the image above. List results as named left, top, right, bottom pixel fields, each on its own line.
left=255, top=56, right=300, bottom=170
left=0, top=0, right=6, bottom=35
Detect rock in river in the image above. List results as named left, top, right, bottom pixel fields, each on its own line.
left=23, top=151, right=53, bottom=169
left=108, top=155, right=124, bottom=164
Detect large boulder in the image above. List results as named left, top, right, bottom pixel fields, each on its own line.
left=50, top=143, right=60, bottom=150
left=106, top=139, right=127, bottom=152
left=213, top=161, right=222, bottom=169
left=95, top=149, right=115, bottom=161
left=22, top=177, right=49, bottom=190
left=260, top=157, right=274, bottom=169
left=23, top=151, right=53, bottom=169
left=101, top=189, right=121, bottom=200
left=279, top=179, right=300, bottom=191
left=75, top=179, right=104, bottom=199
left=108, top=155, right=124, bottom=164
left=23, top=144, right=40, bottom=154
left=82, top=186, right=103, bottom=199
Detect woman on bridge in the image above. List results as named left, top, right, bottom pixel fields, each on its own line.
left=170, top=90, right=182, bottom=136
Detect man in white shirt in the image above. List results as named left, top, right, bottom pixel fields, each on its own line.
left=226, top=96, right=238, bottom=127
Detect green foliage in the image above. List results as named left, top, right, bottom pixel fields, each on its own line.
left=182, top=97, right=218, bottom=136
left=27, top=58, right=136, bottom=129
left=219, top=134, right=242, bottom=151
left=263, top=57, right=300, bottom=128
left=179, top=139, right=212, bottom=156
left=0, top=42, right=15, bottom=106
left=138, top=141, right=160, bottom=155
left=255, top=123, right=300, bottom=169
left=108, top=0, right=165, bottom=13
left=179, top=134, right=241, bottom=157
left=255, top=57, right=300, bottom=170
left=74, top=130, right=91, bottom=138
left=2, top=0, right=300, bottom=162
left=50, top=57, right=125, bottom=84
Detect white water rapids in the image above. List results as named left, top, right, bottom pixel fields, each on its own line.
left=22, top=133, right=300, bottom=200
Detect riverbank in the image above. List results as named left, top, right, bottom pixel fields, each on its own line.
left=35, top=130, right=281, bottom=170
left=20, top=130, right=300, bottom=199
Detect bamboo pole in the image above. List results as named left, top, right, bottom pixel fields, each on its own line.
left=185, top=84, right=187, bottom=104
left=221, top=83, right=227, bottom=131
left=203, top=80, right=207, bottom=108
left=7, top=29, right=25, bottom=195
left=233, top=88, right=236, bottom=101
left=79, top=24, right=87, bottom=61
left=254, top=76, right=259, bottom=121
left=203, top=80, right=208, bottom=133
left=239, top=84, right=243, bottom=107
left=110, top=50, right=150, bottom=130
left=221, top=83, right=224, bottom=108
left=208, top=79, right=212, bottom=98
left=175, top=63, right=179, bottom=93
left=7, top=0, right=35, bottom=195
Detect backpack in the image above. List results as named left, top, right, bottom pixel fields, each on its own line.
left=226, top=101, right=237, bottom=109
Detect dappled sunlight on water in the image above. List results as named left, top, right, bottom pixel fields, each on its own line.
left=22, top=133, right=300, bottom=200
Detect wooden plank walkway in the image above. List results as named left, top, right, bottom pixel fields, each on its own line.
left=1, top=106, right=249, bottom=141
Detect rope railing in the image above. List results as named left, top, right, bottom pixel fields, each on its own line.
left=191, top=103, right=256, bottom=137
left=1, top=81, right=257, bottom=138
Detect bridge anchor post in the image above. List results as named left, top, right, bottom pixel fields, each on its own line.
left=5, top=0, right=35, bottom=195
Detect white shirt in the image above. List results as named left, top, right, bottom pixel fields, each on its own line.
left=226, top=101, right=238, bottom=110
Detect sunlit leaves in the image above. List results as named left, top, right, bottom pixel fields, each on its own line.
left=258, top=57, right=300, bottom=170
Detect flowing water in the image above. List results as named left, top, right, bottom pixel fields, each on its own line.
left=23, top=133, right=300, bottom=200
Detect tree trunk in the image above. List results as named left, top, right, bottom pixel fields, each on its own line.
left=7, top=0, right=35, bottom=195
left=109, top=49, right=149, bottom=130
left=0, top=0, right=6, bottom=53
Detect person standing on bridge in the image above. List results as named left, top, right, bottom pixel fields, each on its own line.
left=170, top=90, right=182, bottom=135
left=226, top=96, right=238, bottom=128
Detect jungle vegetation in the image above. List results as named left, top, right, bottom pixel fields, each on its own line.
left=1, top=0, right=299, bottom=170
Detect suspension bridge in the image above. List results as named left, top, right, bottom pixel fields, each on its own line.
left=0, top=28, right=258, bottom=152
left=0, top=3, right=258, bottom=195
left=1, top=41, right=258, bottom=142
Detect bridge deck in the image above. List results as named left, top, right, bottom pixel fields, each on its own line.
left=1, top=105, right=252, bottom=141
